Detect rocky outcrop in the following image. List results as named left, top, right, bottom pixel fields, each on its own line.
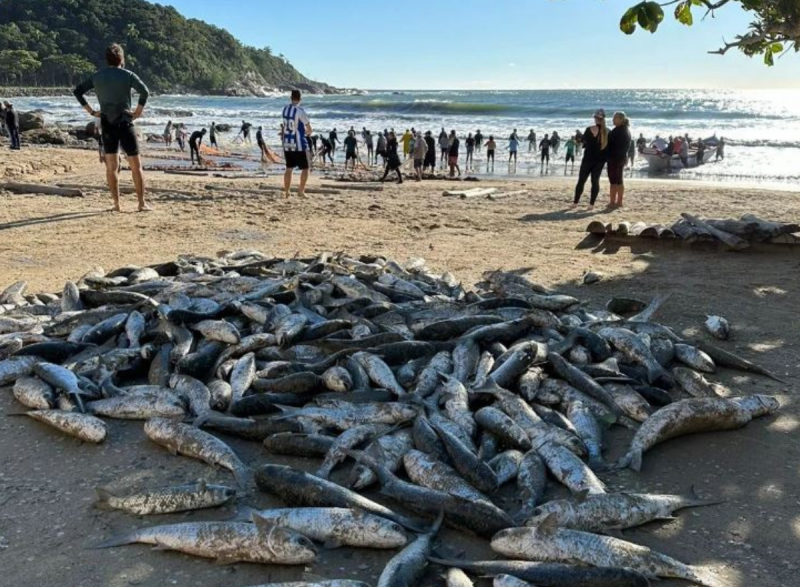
left=19, top=110, right=46, bottom=132
left=22, top=128, right=68, bottom=145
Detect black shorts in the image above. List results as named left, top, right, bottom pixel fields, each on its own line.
left=285, top=150, right=310, bottom=170
left=487, top=149, right=495, bottom=160
left=566, top=153, right=575, bottom=163
left=541, top=151, right=550, bottom=162
left=376, top=149, right=387, bottom=157
left=346, top=152, right=357, bottom=161
left=607, top=160, right=625, bottom=185
left=101, top=117, right=139, bottom=156
left=257, top=140, right=265, bottom=150
left=414, top=159, right=423, bottom=169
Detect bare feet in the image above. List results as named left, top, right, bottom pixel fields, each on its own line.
left=138, top=204, right=153, bottom=212
left=283, top=190, right=291, bottom=199
left=569, top=203, right=578, bottom=209
left=588, top=205, right=595, bottom=210
left=111, top=205, right=121, bottom=213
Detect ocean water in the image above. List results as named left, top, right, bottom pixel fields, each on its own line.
left=11, top=89, right=800, bottom=185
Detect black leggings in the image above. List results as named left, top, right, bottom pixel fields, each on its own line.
left=574, top=157, right=606, bottom=205
left=190, top=142, right=201, bottom=164
left=382, top=165, right=402, bottom=183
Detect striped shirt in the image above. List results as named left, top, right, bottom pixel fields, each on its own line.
left=282, top=104, right=310, bottom=151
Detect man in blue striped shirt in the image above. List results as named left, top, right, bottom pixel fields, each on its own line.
left=282, top=90, right=312, bottom=198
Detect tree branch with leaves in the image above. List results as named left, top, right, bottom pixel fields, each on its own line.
left=618, top=0, right=800, bottom=65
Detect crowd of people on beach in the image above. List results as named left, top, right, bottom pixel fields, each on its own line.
left=1, top=41, right=725, bottom=214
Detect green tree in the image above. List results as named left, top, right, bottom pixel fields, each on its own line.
left=41, top=53, right=94, bottom=85
left=617, top=0, right=800, bottom=65
left=0, top=49, right=41, bottom=85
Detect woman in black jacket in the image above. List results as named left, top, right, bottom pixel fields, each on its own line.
left=607, top=111, right=632, bottom=208
left=381, top=131, right=403, bottom=184
left=572, top=109, right=609, bottom=210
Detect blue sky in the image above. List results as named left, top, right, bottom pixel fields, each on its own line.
left=157, top=0, right=799, bottom=89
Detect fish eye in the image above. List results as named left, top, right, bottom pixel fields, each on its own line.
left=390, top=523, right=403, bottom=532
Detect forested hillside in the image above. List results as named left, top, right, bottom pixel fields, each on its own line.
left=0, top=0, right=336, bottom=94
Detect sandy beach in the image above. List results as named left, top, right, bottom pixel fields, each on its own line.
left=1, top=145, right=799, bottom=587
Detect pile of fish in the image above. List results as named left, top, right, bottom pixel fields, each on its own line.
left=0, top=251, right=783, bottom=587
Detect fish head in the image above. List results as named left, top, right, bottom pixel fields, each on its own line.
left=740, top=394, right=780, bottom=417
left=355, top=511, right=408, bottom=547
left=253, top=513, right=318, bottom=561
left=489, top=527, right=532, bottom=557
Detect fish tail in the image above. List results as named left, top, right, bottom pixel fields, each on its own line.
left=94, top=487, right=116, bottom=510
left=616, top=450, right=641, bottom=472
left=192, top=411, right=211, bottom=428
left=682, top=486, right=725, bottom=509
left=92, top=531, right=137, bottom=549
left=234, top=465, right=254, bottom=491
left=269, top=404, right=300, bottom=421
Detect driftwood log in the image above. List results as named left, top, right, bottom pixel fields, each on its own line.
left=681, top=213, right=750, bottom=250
left=0, top=182, right=83, bottom=198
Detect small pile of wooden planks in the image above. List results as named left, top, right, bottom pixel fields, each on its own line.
left=587, top=213, right=800, bottom=250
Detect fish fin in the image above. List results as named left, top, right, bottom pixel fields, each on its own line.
left=214, top=554, right=240, bottom=566
left=92, top=532, right=135, bottom=549
left=232, top=505, right=259, bottom=523
left=94, top=487, right=116, bottom=510
left=233, top=465, right=253, bottom=491
left=428, top=509, right=445, bottom=535
left=151, top=542, right=171, bottom=551
left=323, top=538, right=343, bottom=549
left=682, top=487, right=725, bottom=510
left=251, top=511, right=278, bottom=534
left=627, top=450, right=643, bottom=472
left=574, top=489, right=590, bottom=504
left=269, top=404, right=300, bottom=421
left=192, top=411, right=211, bottom=428
left=534, top=513, right=559, bottom=536
left=167, top=445, right=179, bottom=456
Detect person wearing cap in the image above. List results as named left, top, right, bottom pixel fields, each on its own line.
left=4, top=101, right=20, bottom=150
left=572, top=108, right=609, bottom=210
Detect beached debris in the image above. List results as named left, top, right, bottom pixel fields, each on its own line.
left=588, top=214, right=800, bottom=248
left=0, top=251, right=781, bottom=585
left=0, top=182, right=84, bottom=198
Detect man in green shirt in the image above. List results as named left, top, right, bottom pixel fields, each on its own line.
left=74, top=43, right=150, bottom=212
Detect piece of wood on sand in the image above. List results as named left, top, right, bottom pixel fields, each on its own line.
left=486, top=190, right=527, bottom=201
left=681, top=213, right=750, bottom=250
left=586, top=220, right=608, bottom=235
left=671, top=218, right=713, bottom=242
left=616, top=221, right=631, bottom=236
left=259, top=184, right=342, bottom=195
left=640, top=224, right=663, bottom=238
left=739, top=214, right=800, bottom=241
left=443, top=187, right=496, bottom=197
left=629, top=222, right=648, bottom=236
left=163, top=170, right=210, bottom=177
left=322, top=182, right=383, bottom=192
left=0, top=182, right=84, bottom=198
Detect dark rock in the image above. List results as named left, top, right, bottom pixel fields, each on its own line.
left=22, top=128, right=68, bottom=145
left=19, top=110, right=46, bottom=132
left=215, top=124, right=232, bottom=132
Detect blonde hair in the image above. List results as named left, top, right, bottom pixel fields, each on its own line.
left=599, top=117, right=608, bottom=151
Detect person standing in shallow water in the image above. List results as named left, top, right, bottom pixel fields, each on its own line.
left=607, top=111, right=631, bottom=208
left=189, top=128, right=206, bottom=166
left=572, top=109, right=609, bottom=210
left=74, top=43, right=151, bottom=212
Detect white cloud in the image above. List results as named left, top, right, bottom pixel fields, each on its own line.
left=508, top=62, right=516, bottom=67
